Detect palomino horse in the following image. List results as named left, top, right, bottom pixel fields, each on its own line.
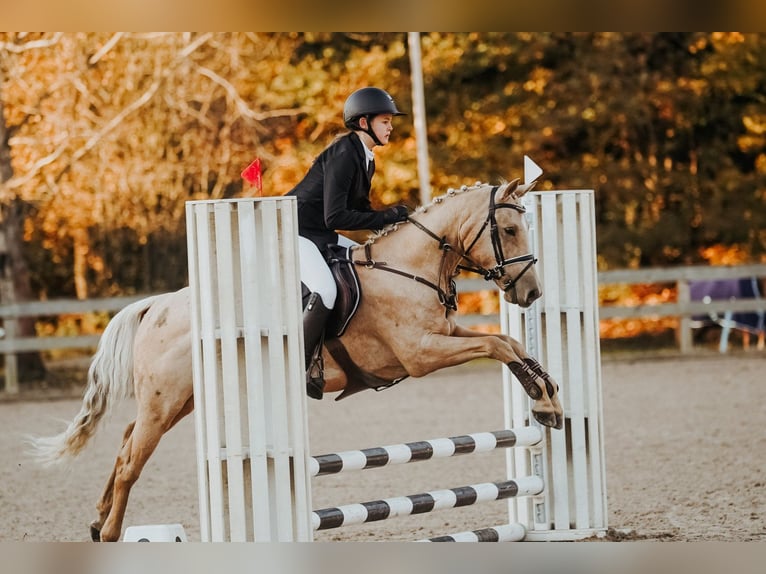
left=29, top=179, right=563, bottom=541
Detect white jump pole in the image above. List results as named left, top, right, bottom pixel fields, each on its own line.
left=502, top=185, right=608, bottom=540
left=186, top=197, right=312, bottom=541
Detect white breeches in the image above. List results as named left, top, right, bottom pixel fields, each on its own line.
left=298, top=235, right=357, bottom=309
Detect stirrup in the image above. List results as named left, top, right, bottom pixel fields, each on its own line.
left=306, top=354, right=325, bottom=400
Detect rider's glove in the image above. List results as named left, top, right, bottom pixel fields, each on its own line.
left=383, top=205, right=409, bottom=224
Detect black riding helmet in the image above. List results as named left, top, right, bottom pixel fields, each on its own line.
left=343, top=87, right=406, bottom=145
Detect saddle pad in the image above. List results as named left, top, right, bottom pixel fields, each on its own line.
left=325, top=245, right=362, bottom=338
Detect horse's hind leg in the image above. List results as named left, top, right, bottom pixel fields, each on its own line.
left=94, top=419, right=160, bottom=541
left=90, top=420, right=136, bottom=541
left=96, top=395, right=194, bottom=542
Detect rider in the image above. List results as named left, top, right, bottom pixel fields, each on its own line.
left=287, top=87, right=410, bottom=400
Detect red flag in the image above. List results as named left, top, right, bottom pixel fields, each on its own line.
left=241, top=157, right=263, bottom=194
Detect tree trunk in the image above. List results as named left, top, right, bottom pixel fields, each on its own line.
left=0, top=89, right=47, bottom=386
left=72, top=227, right=90, bottom=300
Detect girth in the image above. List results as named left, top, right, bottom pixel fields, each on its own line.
left=326, top=338, right=407, bottom=401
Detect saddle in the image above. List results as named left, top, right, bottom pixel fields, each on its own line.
left=301, top=244, right=361, bottom=339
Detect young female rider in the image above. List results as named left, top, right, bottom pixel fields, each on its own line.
left=287, top=87, right=409, bottom=399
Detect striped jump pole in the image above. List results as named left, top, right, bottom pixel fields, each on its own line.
left=186, top=197, right=313, bottom=542
left=309, top=427, right=542, bottom=477
left=420, top=522, right=527, bottom=542
left=312, top=476, right=544, bottom=531
left=502, top=188, right=608, bottom=541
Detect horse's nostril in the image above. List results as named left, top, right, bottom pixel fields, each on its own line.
left=527, top=289, right=541, bottom=304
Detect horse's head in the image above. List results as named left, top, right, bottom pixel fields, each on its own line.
left=460, top=180, right=542, bottom=307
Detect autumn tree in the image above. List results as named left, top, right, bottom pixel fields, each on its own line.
left=0, top=33, right=60, bottom=381
left=2, top=32, right=416, bottom=301
left=2, top=31, right=765, bottom=306
left=487, top=32, right=766, bottom=267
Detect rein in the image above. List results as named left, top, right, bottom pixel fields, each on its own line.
left=353, top=243, right=458, bottom=311
left=352, top=184, right=538, bottom=313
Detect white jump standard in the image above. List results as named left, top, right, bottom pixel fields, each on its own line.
left=185, top=179, right=607, bottom=541
left=186, top=197, right=312, bottom=542
left=503, top=188, right=607, bottom=540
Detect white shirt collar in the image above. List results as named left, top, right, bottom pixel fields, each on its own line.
left=358, top=136, right=375, bottom=167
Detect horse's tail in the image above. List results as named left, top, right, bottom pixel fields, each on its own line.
left=27, top=294, right=163, bottom=466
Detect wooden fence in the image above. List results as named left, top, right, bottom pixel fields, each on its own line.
left=458, top=263, right=766, bottom=354
left=0, top=294, right=155, bottom=394
left=2, top=264, right=766, bottom=394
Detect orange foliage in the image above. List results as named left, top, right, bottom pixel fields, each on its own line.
left=699, top=245, right=752, bottom=265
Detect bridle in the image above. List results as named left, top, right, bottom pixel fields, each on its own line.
left=456, top=184, right=538, bottom=291
left=353, top=184, right=538, bottom=312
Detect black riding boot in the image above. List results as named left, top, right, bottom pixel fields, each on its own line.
left=303, top=292, right=332, bottom=399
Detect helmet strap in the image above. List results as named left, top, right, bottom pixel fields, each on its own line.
left=361, top=114, right=383, bottom=146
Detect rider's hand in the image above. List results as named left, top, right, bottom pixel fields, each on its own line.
left=383, top=205, right=409, bottom=224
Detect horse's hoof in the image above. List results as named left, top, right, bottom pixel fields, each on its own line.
left=90, top=523, right=102, bottom=542
left=533, top=410, right=564, bottom=430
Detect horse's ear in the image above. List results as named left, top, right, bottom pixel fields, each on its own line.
left=515, top=180, right=538, bottom=198
left=498, top=178, right=520, bottom=203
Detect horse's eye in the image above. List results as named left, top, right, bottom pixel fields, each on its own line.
left=504, top=226, right=517, bottom=236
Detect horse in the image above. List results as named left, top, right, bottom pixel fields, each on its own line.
left=28, top=178, right=564, bottom=542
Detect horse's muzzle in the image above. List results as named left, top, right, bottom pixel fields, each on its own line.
left=503, top=284, right=541, bottom=308
left=522, top=288, right=541, bottom=307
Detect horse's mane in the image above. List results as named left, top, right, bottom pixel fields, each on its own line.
left=363, top=180, right=504, bottom=245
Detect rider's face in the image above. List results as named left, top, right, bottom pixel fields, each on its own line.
left=370, top=114, right=394, bottom=145
left=358, top=114, right=394, bottom=148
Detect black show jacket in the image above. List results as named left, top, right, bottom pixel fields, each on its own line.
left=287, top=132, right=390, bottom=253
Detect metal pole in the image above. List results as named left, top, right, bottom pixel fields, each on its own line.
left=408, top=32, right=431, bottom=205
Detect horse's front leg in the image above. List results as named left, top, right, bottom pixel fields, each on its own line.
left=405, top=327, right=563, bottom=429
left=453, top=325, right=563, bottom=429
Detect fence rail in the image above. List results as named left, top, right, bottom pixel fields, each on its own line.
left=2, top=264, right=766, bottom=394
left=0, top=294, right=155, bottom=394
left=460, top=264, right=766, bottom=354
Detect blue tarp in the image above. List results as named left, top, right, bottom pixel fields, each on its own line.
left=690, top=277, right=765, bottom=334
